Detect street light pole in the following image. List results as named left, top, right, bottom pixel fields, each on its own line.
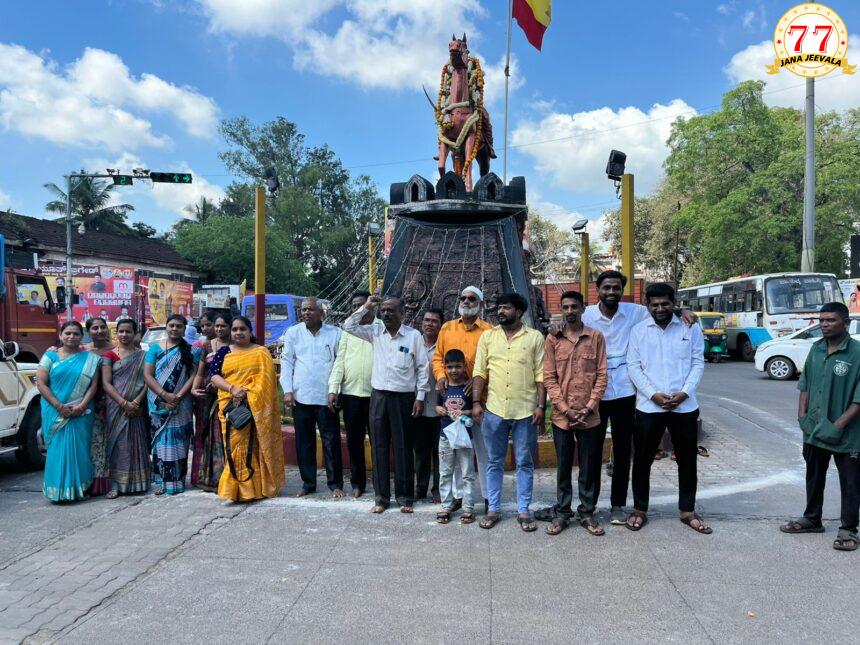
left=801, top=77, right=815, bottom=272
left=65, top=175, right=74, bottom=323
left=579, top=231, right=590, bottom=304
left=621, top=173, right=635, bottom=301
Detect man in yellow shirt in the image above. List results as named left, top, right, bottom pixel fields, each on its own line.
left=472, top=292, right=546, bottom=532
left=327, top=291, right=382, bottom=498
left=433, top=286, right=493, bottom=509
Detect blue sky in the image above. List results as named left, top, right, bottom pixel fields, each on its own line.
left=1, top=1, right=858, bottom=241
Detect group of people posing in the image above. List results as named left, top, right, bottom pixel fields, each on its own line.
left=36, top=312, right=284, bottom=504
left=37, top=267, right=859, bottom=551
left=284, top=271, right=713, bottom=536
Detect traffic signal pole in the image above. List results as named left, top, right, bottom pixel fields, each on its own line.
left=254, top=186, right=266, bottom=344
left=621, top=173, right=634, bottom=301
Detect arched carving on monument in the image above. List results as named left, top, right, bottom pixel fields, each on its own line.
left=405, top=174, right=435, bottom=202
left=473, top=172, right=504, bottom=202
left=435, top=171, right=467, bottom=200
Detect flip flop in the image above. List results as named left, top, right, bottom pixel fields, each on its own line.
left=480, top=513, right=501, bottom=530
left=436, top=510, right=452, bottom=524
left=780, top=517, right=824, bottom=534
left=833, top=529, right=859, bottom=551
left=579, top=516, right=605, bottom=536
left=680, top=512, right=713, bottom=534
left=545, top=518, right=569, bottom=535
left=517, top=515, right=537, bottom=532
left=626, top=510, right=647, bottom=531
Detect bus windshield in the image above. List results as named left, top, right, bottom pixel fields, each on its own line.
left=244, top=303, right=292, bottom=320
left=765, top=275, right=841, bottom=314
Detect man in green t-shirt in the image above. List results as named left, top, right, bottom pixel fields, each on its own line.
left=780, top=302, right=860, bottom=552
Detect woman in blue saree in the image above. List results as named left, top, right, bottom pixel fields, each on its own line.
left=37, top=321, right=102, bottom=502
left=143, top=314, right=200, bottom=495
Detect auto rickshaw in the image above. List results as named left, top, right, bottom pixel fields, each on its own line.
left=698, top=312, right=728, bottom=363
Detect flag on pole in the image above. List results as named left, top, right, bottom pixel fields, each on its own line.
left=513, top=0, right=551, bottom=50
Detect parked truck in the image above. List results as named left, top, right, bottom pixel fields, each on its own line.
left=0, top=337, right=45, bottom=468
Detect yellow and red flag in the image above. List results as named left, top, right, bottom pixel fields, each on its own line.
left=513, top=0, right=551, bottom=50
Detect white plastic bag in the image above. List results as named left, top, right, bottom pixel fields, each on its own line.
left=443, top=417, right=472, bottom=450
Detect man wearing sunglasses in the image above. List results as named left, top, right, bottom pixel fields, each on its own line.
left=433, top=286, right=493, bottom=512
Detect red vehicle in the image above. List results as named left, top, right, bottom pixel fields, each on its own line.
left=1, top=266, right=60, bottom=363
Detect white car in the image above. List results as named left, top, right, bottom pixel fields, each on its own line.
left=140, top=326, right=166, bottom=352
left=755, top=315, right=860, bottom=380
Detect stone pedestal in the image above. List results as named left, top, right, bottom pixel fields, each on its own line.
left=383, top=171, right=539, bottom=326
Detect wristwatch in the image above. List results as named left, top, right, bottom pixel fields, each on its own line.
left=537, top=403, right=546, bottom=410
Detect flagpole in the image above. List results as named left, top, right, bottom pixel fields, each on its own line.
left=503, top=0, right=513, bottom=183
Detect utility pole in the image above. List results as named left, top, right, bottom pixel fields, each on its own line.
left=580, top=232, right=589, bottom=304
left=368, top=222, right=382, bottom=293
left=621, top=174, right=634, bottom=300
left=254, top=186, right=266, bottom=344
left=65, top=175, right=74, bottom=322
left=801, top=77, right=815, bottom=272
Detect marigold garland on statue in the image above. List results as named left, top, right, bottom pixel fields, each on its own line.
left=435, top=56, right=485, bottom=182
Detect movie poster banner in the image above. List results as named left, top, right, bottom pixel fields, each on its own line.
left=40, top=263, right=136, bottom=322
left=839, top=279, right=860, bottom=314
left=140, top=277, right=194, bottom=326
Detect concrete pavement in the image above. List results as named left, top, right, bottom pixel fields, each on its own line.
left=0, top=361, right=854, bottom=644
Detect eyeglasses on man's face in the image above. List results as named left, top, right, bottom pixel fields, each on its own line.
left=459, top=295, right=478, bottom=302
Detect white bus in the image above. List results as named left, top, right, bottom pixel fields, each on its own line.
left=677, top=272, right=844, bottom=361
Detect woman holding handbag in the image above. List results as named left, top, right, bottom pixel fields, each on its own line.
left=209, top=316, right=285, bottom=502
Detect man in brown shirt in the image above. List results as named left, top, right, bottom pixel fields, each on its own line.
left=539, top=290, right=608, bottom=536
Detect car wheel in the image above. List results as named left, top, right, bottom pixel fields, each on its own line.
left=765, top=356, right=796, bottom=381
left=15, top=402, right=45, bottom=469
left=712, top=354, right=722, bottom=364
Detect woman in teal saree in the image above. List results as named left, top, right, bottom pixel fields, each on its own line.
left=37, top=321, right=102, bottom=502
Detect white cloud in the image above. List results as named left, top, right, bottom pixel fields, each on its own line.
left=529, top=190, right=610, bottom=253
left=0, top=44, right=219, bottom=151
left=0, top=186, right=11, bottom=208
left=716, top=4, right=731, bottom=16
left=481, top=53, right=523, bottom=108
left=198, top=0, right=340, bottom=37
left=725, top=40, right=860, bottom=112
left=742, top=10, right=756, bottom=30
left=197, top=1, right=516, bottom=95
left=511, top=99, right=697, bottom=193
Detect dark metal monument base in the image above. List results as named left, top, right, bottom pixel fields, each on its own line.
left=383, top=172, right=533, bottom=326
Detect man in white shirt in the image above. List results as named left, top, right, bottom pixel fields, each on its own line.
left=280, top=298, right=344, bottom=498
left=582, top=270, right=696, bottom=525
left=343, top=295, right=430, bottom=514
left=626, top=282, right=710, bottom=534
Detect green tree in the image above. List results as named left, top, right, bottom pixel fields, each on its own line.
left=172, top=215, right=314, bottom=294
left=217, top=117, right=386, bottom=290
left=664, top=81, right=859, bottom=283
left=131, top=221, right=157, bottom=238
left=183, top=196, right=219, bottom=223
left=602, top=182, right=691, bottom=284
left=44, top=172, right=135, bottom=236
left=528, top=210, right=601, bottom=283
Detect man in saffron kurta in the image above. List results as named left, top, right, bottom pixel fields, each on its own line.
left=433, top=286, right=492, bottom=507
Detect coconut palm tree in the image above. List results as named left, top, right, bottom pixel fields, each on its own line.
left=44, top=171, right=135, bottom=236
left=183, top=196, right=218, bottom=222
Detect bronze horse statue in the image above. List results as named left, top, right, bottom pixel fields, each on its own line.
left=426, top=34, right=496, bottom=191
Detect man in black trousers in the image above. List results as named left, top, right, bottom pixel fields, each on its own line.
left=343, top=295, right=430, bottom=514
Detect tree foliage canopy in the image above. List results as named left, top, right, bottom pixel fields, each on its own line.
left=602, top=81, right=860, bottom=285
left=44, top=172, right=136, bottom=236
left=170, top=117, right=385, bottom=294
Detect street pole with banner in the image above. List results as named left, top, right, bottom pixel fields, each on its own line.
left=65, top=175, right=74, bottom=322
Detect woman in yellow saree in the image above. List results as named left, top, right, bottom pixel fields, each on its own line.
left=209, top=316, right=285, bottom=501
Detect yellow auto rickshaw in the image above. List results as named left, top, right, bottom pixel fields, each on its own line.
left=698, top=312, right=729, bottom=363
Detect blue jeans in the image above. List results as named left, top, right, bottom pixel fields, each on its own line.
left=483, top=410, right=538, bottom=514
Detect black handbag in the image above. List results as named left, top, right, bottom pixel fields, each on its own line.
left=223, top=402, right=255, bottom=483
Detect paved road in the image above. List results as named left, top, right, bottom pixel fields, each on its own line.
left=0, top=361, right=853, bottom=644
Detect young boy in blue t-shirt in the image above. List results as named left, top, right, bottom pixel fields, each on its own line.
left=435, top=349, right=476, bottom=524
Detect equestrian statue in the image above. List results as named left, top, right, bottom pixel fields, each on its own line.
left=425, top=33, right=496, bottom=191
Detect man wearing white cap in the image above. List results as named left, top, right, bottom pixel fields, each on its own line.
left=433, top=286, right=493, bottom=512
